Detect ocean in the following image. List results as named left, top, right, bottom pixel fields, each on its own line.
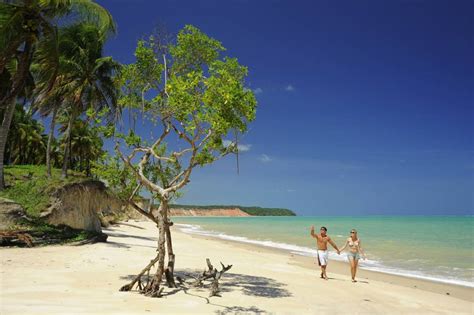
left=172, top=216, right=474, bottom=287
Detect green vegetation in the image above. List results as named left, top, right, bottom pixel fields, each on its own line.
left=112, top=25, right=258, bottom=295
left=0, top=165, right=98, bottom=245
left=5, top=104, right=48, bottom=165
left=0, top=2, right=268, bottom=272
left=0, top=165, right=87, bottom=218
left=239, top=206, right=296, bottom=216
left=23, top=223, right=101, bottom=245
left=0, top=0, right=116, bottom=188
left=170, top=204, right=296, bottom=216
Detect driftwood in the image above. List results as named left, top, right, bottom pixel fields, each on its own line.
left=0, top=231, right=34, bottom=247
left=192, top=258, right=233, bottom=297
left=120, top=257, right=232, bottom=298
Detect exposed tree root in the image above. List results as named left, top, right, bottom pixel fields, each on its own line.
left=119, top=254, right=160, bottom=292
left=120, top=257, right=232, bottom=298
left=0, top=231, right=34, bottom=247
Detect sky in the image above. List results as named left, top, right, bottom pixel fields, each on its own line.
left=97, top=0, right=473, bottom=215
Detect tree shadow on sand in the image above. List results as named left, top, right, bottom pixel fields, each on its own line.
left=105, top=232, right=157, bottom=242
left=218, top=272, right=292, bottom=298
left=119, top=270, right=290, bottom=314
left=120, top=270, right=292, bottom=299
left=214, top=305, right=267, bottom=314
left=105, top=240, right=156, bottom=249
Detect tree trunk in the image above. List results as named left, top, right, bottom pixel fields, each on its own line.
left=61, top=115, right=73, bottom=178
left=118, top=200, right=180, bottom=296
left=46, top=106, right=58, bottom=177
left=86, top=158, right=91, bottom=177
left=0, top=99, right=16, bottom=189
left=164, top=210, right=177, bottom=288
left=144, top=199, right=168, bottom=297
left=0, top=42, right=32, bottom=190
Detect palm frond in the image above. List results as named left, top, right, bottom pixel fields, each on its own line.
left=67, top=0, right=116, bottom=39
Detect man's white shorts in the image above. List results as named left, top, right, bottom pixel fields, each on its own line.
left=317, top=250, right=328, bottom=266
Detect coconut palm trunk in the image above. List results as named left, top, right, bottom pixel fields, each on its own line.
left=46, top=106, right=58, bottom=177
left=0, top=99, right=16, bottom=189
left=61, top=114, right=74, bottom=178
left=0, top=42, right=32, bottom=189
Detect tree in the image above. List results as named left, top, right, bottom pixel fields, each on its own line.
left=0, top=0, right=115, bottom=188
left=57, top=24, right=118, bottom=178
left=115, top=25, right=257, bottom=297
left=60, top=118, right=104, bottom=176
left=4, top=103, right=47, bottom=165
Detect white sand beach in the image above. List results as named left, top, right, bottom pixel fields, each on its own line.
left=1, top=220, right=472, bottom=314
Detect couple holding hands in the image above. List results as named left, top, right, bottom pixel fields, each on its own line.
left=310, top=225, right=366, bottom=282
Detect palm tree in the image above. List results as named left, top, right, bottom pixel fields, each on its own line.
left=48, top=23, right=118, bottom=178
left=62, top=118, right=103, bottom=176
left=5, top=103, right=46, bottom=165
left=0, top=0, right=115, bottom=189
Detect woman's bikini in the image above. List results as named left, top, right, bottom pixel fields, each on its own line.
left=347, top=238, right=360, bottom=259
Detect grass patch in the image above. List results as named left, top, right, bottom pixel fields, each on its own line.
left=0, top=165, right=88, bottom=218
left=2, top=219, right=102, bottom=246
left=28, top=222, right=101, bottom=245
left=0, top=165, right=101, bottom=246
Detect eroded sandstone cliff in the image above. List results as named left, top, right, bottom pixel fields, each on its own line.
left=169, top=207, right=250, bottom=216
left=40, top=181, right=123, bottom=232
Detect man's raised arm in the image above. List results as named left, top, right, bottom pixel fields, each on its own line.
left=310, top=225, right=318, bottom=239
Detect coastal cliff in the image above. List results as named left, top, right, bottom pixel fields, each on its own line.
left=40, top=180, right=123, bottom=232
left=169, top=207, right=250, bottom=217
left=169, top=204, right=296, bottom=216
left=0, top=166, right=131, bottom=235
left=0, top=166, right=295, bottom=237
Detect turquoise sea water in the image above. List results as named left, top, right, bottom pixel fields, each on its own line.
left=172, top=216, right=474, bottom=287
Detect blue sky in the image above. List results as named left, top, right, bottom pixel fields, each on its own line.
left=98, top=0, right=473, bottom=215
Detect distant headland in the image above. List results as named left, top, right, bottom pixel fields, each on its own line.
left=169, top=204, right=296, bottom=216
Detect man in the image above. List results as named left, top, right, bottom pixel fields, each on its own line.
left=310, top=225, right=340, bottom=280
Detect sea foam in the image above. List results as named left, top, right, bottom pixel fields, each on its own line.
left=176, top=223, right=474, bottom=288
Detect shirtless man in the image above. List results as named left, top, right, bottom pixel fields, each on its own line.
left=310, top=225, right=340, bottom=280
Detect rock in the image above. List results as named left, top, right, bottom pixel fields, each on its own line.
left=0, top=198, right=26, bottom=230
left=40, top=180, right=122, bottom=233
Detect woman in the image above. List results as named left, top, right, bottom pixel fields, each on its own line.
left=339, top=229, right=366, bottom=282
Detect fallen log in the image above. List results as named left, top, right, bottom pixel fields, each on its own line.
left=0, top=231, right=34, bottom=247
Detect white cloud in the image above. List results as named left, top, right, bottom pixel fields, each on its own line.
left=223, top=140, right=251, bottom=152
left=287, top=188, right=296, bottom=193
left=237, top=144, right=251, bottom=152
left=253, top=88, right=263, bottom=95
left=258, top=154, right=272, bottom=163
left=285, top=84, right=295, bottom=92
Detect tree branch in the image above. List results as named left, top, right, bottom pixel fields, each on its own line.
left=128, top=199, right=157, bottom=224
left=165, top=149, right=196, bottom=193
left=116, top=142, right=167, bottom=196
left=171, top=122, right=193, bottom=146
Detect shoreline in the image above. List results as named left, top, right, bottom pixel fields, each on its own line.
left=176, top=223, right=473, bottom=302
left=174, top=221, right=474, bottom=290
left=1, top=219, right=472, bottom=314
